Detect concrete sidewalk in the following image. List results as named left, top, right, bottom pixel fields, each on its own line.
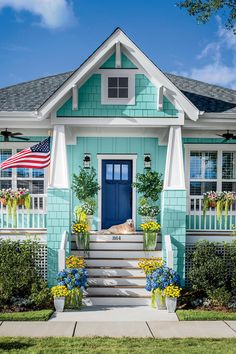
left=1, top=320, right=236, bottom=338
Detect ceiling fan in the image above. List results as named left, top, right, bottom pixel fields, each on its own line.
left=217, top=130, right=236, bottom=143
left=0, top=128, right=30, bottom=142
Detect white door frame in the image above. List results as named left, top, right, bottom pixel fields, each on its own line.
left=97, top=154, right=137, bottom=230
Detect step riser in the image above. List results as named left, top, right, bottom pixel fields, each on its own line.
left=73, top=243, right=157, bottom=251
left=88, top=269, right=144, bottom=277
left=88, top=278, right=146, bottom=287
left=86, top=287, right=149, bottom=297
left=72, top=234, right=146, bottom=242
left=85, top=259, right=140, bottom=268
left=73, top=250, right=162, bottom=259
left=83, top=297, right=151, bottom=306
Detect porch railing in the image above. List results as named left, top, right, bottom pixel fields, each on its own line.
left=187, top=196, right=236, bottom=231
left=0, top=194, right=47, bottom=229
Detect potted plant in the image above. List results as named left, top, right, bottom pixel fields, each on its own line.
left=140, top=221, right=161, bottom=250
left=72, top=222, right=90, bottom=255
left=164, top=284, right=181, bottom=313
left=57, top=268, right=88, bottom=309
left=138, top=197, right=160, bottom=223
left=66, top=255, right=86, bottom=269
left=0, top=188, right=31, bottom=227
left=51, top=285, right=70, bottom=312
left=145, top=265, right=180, bottom=310
left=138, top=257, right=164, bottom=275
left=72, top=167, right=100, bottom=228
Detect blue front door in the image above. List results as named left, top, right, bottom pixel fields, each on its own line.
left=102, top=160, right=132, bottom=229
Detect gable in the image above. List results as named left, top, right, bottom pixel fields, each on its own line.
left=100, top=53, right=137, bottom=69
left=56, top=73, right=178, bottom=118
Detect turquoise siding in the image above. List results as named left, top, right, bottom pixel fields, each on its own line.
left=67, top=137, right=167, bottom=230
left=161, top=190, right=186, bottom=285
left=100, top=53, right=137, bottom=69
left=47, top=188, right=71, bottom=286
left=57, top=74, right=178, bottom=118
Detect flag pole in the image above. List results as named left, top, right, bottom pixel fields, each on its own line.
left=47, top=130, right=52, bottom=187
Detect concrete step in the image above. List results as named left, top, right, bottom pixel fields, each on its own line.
left=83, top=297, right=151, bottom=306
left=73, top=250, right=162, bottom=259
left=77, top=243, right=146, bottom=251
left=85, top=259, right=140, bottom=268
left=88, top=277, right=146, bottom=287
left=86, top=287, right=149, bottom=297
left=87, top=268, right=144, bottom=277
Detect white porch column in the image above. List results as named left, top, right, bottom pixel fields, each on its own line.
left=49, top=125, right=69, bottom=188
left=164, top=125, right=185, bottom=190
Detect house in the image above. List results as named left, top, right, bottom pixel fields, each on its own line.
left=1, top=28, right=236, bottom=305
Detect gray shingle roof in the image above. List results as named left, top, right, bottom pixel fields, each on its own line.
left=0, top=70, right=236, bottom=114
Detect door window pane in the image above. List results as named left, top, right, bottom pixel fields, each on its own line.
left=106, top=164, right=113, bottom=180
left=114, top=164, right=120, bottom=180
left=122, top=164, right=128, bottom=180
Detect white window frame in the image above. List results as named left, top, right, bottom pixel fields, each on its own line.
left=101, top=70, right=135, bottom=105
left=185, top=144, right=236, bottom=196
left=0, top=142, right=48, bottom=194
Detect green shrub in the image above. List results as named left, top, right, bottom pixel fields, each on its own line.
left=132, top=171, right=163, bottom=202
left=188, top=240, right=228, bottom=294
left=0, top=239, right=51, bottom=309
left=207, top=287, right=231, bottom=307
left=72, top=167, right=100, bottom=201
left=29, top=279, right=53, bottom=309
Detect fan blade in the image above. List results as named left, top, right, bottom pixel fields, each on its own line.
left=216, top=134, right=224, bottom=137
left=10, top=132, right=23, bottom=136
left=13, top=136, right=30, bottom=141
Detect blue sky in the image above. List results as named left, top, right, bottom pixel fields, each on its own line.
left=0, top=0, right=236, bottom=88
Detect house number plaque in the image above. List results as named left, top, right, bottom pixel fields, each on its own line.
left=112, top=235, right=121, bottom=241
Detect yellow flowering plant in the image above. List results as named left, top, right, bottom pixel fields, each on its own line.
left=51, top=285, right=70, bottom=298
left=66, top=255, right=86, bottom=269
left=138, top=257, right=164, bottom=274
left=72, top=222, right=89, bottom=234
left=164, top=284, right=181, bottom=298
left=140, top=221, right=161, bottom=232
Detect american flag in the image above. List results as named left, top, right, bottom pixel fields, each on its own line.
left=0, top=137, right=51, bottom=170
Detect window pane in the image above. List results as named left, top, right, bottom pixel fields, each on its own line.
left=0, top=149, right=12, bottom=178
left=32, top=180, right=44, bottom=194
left=17, top=168, right=30, bottom=178
left=190, top=151, right=217, bottom=179
left=119, top=77, right=128, bottom=87
left=17, top=180, right=30, bottom=190
left=32, top=169, right=44, bottom=178
left=190, top=152, right=202, bottom=179
left=114, top=164, right=120, bottom=180
left=122, top=164, right=128, bottom=180
left=222, top=152, right=236, bottom=179
left=106, top=164, right=113, bottom=180
left=222, top=182, right=236, bottom=192
left=204, top=152, right=217, bottom=179
left=108, top=77, right=117, bottom=87
left=0, top=180, right=12, bottom=189
left=190, top=181, right=217, bottom=195
left=119, top=88, right=128, bottom=98
left=108, top=88, right=118, bottom=98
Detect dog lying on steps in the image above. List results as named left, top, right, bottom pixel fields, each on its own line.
left=99, top=219, right=135, bottom=234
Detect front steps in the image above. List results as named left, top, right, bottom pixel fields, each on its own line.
left=71, top=233, right=162, bottom=306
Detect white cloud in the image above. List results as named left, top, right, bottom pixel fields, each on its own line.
left=0, top=0, right=76, bottom=29
left=175, top=17, right=236, bottom=89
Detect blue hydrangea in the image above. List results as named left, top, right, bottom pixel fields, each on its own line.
left=145, top=266, right=180, bottom=292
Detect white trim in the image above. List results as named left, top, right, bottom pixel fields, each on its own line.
left=115, top=41, right=121, bottom=68
left=157, top=86, right=163, bottom=110
left=72, top=85, right=78, bottom=110
left=101, top=71, right=135, bottom=105
left=185, top=144, right=236, bottom=197
left=164, top=126, right=186, bottom=190
left=97, top=154, right=137, bottom=231
left=51, top=117, right=184, bottom=126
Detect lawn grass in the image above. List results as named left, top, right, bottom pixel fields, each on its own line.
left=0, top=310, right=53, bottom=321
left=1, top=338, right=236, bottom=354
left=177, top=309, right=236, bottom=321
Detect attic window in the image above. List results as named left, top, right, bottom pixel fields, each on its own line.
left=101, top=72, right=135, bottom=105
